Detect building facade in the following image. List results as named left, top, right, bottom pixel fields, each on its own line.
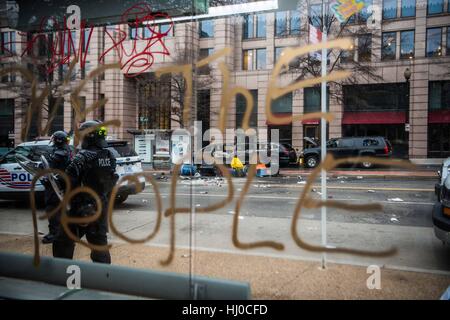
left=0, top=0, right=449, bottom=160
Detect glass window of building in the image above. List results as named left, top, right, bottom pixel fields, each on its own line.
left=383, top=0, right=398, bottom=19
left=271, top=92, right=292, bottom=113
left=0, top=99, right=14, bottom=151
left=400, top=30, right=414, bottom=59
left=426, top=27, right=442, bottom=57
left=290, top=11, right=301, bottom=35
left=236, top=90, right=258, bottom=128
left=401, top=0, right=416, bottom=17
left=243, top=14, right=254, bottom=39
left=447, top=27, right=450, bottom=56
left=343, top=83, right=408, bottom=111
left=309, top=4, right=322, bottom=29
left=427, top=0, right=444, bottom=14
left=304, top=87, right=329, bottom=113
left=200, top=20, right=214, bottom=38
left=382, top=32, right=397, bottom=60
left=83, top=29, right=91, bottom=53
left=243, top=14, right=266, bottom=39
left=130, top=26, right=142, bottom=40
left=274, top=47, right=284, bottom=63
left=275, top=11, right=288, bottom=36
left=429, top=81, right=450, bottom=110
left=242, top=50, right=253, bottom=70
left=160, top=24, right=173, bottom=36
left=359, top=0, right=373, bottom=22
left=256, top=48, right=266, bottom=70
left=358, top=34, right=372, bottom=61
left=256, top=14, right=266, bottom=38
left=198, top=48, right=213, bottom=75
left=0, top=32, right=16, bottom=55
left=341, top=47, right=354, bottom=63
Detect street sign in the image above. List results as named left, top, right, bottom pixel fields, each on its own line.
left=7, top=0, right=208, bottom=32
left=405, top=123, right=410, bottom=132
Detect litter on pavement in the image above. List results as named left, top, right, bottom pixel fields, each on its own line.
left=388, top=198, right=404, bottom=202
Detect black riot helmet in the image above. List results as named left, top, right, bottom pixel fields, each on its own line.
left=51, top=131, right=69, bottom=147
left=79, top=120, right=108, bottom=149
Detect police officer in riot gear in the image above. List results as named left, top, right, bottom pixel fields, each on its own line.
left=52, top=120, right=118, bottom=264
left=42, top=131, right=71, bottom=244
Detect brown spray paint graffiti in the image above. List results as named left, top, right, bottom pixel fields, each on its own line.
left=0, top=19, right=416, bottom=266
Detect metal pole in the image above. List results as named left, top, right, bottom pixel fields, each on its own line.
left=320, top=0, right=328, bottom=270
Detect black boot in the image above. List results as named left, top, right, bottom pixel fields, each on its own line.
left=42, top=233, right=56, bottom=244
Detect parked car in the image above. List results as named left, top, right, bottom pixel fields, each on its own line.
left=281, top=143, right=298, bottom=166
left=228, top=142, right=292, bottom=169
left=433, top=157, right=450, bottom=246
left=298, top=136, right=393, bottom=169
left=0, top=139, right=144, bottom=204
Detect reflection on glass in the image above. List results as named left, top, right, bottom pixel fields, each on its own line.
left=401, top=0, right=416, bottom=17
left=275, top=11, right=288, bottom=36
left=447, top=28, right=450, bottom=56
left=256, top=48, right=266, bottom=70
left=256, top=14, right=266, bottom=38
left=242, top=49, right=253, bottom=70
left=383, top=0, right=397, bottom=19
left=271, top=92, right=292, bottom=113
left=304, top=87, right=329, bottom=113
left=290, top=10, right=301, bottom=35
left=200, top=19, right=214, bottom=38
left=400, top=30, right=414, bottom=59
left=236, top=90, right=258, bottom=128
left=309, top=4, right=322, bottom=28
left=360, top=0, right=373, bottom=22
left=426, top=28, right=442, bottom=57
left=358, top=34, right=372, bottom=62
left=427, top=0, right=444, bottom=14
left=243, top=14, right=253, bottom=39
left=382, top=32, right=396, bottom=60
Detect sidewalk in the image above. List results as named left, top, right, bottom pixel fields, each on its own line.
left=0, top=234, right=448, bottom=299
left=143, top=166, right=438, bottom=179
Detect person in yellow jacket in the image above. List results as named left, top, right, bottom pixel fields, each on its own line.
left=231, top=155, right=246, bottom=177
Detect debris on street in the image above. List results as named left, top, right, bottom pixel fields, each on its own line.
left=388, top=198, right=404, bottom=202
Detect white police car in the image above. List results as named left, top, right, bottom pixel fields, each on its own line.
left=0, top=139, right=144, bottom=204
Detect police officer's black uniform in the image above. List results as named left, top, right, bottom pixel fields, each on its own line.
left=52, top=121, right=118, bottom=264
left=42, top=131, right=71, bottom=244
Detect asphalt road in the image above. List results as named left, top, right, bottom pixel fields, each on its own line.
left=0, top=175, right=449, bottom=274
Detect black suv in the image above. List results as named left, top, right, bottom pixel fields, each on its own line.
left=299, top=136, right=392, bottom=169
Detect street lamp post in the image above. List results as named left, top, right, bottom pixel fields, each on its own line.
left=320, top=0, right=328, bottom=270
left=404, top=67, right=411, bottom=158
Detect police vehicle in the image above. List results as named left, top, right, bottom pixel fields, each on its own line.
left=0, top=139, right=144, bottom=204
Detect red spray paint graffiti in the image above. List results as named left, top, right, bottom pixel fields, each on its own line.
left=0, top=2, right=172, bottom=77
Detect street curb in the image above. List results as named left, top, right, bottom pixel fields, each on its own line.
left=279, top=171, right=438, bottom=180
left=143, top=169, right=438, bottom=180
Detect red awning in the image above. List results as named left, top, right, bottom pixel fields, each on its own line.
left=428, top=110, right=450, bottom=123
left=301, top=119, right=320, bottom=125
left=342, top=112, right=406, bottom=125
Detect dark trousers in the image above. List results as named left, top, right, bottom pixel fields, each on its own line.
left=52, top=214, right=111, bottom=264
left=45, top=190, right=61, bottom=236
